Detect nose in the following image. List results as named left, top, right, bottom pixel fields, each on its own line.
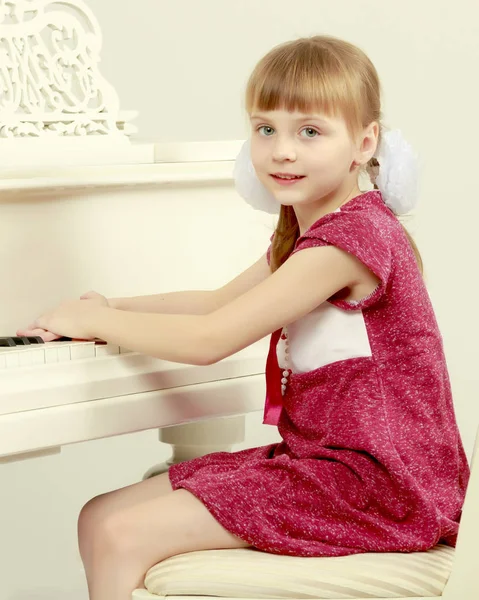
left=272, top=136, right=297, bottom=162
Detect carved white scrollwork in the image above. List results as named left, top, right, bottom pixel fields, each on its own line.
left=0, top=0, right=132, bottom=139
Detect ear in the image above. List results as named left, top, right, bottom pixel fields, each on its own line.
left=354, top=122, right=379, bottom=166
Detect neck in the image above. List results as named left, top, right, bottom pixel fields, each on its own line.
left=294, top=183, right=363, bottom=236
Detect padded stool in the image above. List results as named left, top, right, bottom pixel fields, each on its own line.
left=132, top=426, right=479, bottom=600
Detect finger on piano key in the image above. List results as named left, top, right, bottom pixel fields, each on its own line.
left=15, top=328, right=64, bottom=342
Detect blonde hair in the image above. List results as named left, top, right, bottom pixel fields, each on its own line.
left=245, top=35, right=422, bottom=273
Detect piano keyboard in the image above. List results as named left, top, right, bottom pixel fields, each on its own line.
left=0, top=335, right=269, bottom=418
left=0, top=336, right=131, bottom=370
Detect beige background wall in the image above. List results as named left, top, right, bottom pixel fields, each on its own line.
left=1, top=1, right=478, bottom=598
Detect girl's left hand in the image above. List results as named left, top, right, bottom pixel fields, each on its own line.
left=32, top=299, right=102, bottom=341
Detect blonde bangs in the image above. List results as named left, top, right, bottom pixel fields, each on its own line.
left=245, top=38, right=364, bottom=140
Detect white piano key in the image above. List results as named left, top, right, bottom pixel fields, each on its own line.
left=58, top=344, right=72, bottom=362
left=44, top=346, right=60, bottom=363
left=0, top=344, right=46, bottom=367
left=45, top=343, right=70, bottom=363
left=19, top=347, right=45, bottom=367
left=95, top=344, right=120, bottom=357
left=70, top=341, right=96, bottom=360
left=3, top=349, right=19, bottom=368
left=1, top=347, right=33, bottom=368
left=1, top=346, right=37, bottom=368
left=44, top=340, right=87, bottom=363
left=0, top=340, right=111, bottom=369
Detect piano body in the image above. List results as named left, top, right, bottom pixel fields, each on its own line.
left=0, top=0, right=276, bottom=466
left=0, top=334, right=270, bottom=466
left=0, top=149, right=274, bottom=467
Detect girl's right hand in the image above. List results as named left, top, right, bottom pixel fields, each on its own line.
left=16, top=290, right=110, bottom=341
left=79, top=290, right=110, bottom=307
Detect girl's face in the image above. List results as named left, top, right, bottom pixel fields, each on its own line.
left=249, top=109, right=360, bottom=210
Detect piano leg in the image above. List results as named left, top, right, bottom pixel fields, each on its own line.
left=142, top=415, right=246, bottom=480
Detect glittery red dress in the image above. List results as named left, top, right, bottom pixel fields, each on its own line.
left=168, top=190, right=469, bottom=557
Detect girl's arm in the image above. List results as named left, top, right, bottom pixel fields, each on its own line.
left=108, top=253, right=271, bottom=314
left=86, top=245, right=371, bottom=365
left=108, top=291, right=218, bottom=314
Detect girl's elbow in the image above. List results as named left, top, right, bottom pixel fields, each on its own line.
left=193, top=349, right=218, bottom=366
left=197, top=332, right=231, bottom=365
left=197, top=344, right=227, bottom=366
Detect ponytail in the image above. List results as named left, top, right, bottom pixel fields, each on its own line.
left=270, top=205, right=300, bottom=273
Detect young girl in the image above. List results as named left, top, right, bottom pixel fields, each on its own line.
left=18, top=35, right=469, bottom=600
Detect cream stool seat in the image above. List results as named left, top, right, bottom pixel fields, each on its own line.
left=132, top=426, right=479, bottom=600
left=134, top=544, right=453, bottom=599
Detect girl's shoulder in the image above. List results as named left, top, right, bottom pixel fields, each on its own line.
left=296, top=190, right=408, bottom=260
left=290, top=191, right=414, bottom=311
left=304, top=190, right=396, bottom=237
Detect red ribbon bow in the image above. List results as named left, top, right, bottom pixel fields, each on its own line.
left=263, top=328, right=283, bottom=426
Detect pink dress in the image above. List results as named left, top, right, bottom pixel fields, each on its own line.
left=168, top=190, right=469, bottom=557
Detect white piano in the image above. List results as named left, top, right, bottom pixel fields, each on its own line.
left=0, top=0, right=276, bottom=467
left=0, top=127, right=277, bottom=466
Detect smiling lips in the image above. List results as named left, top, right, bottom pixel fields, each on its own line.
left=273, top=172, right=303, bottom=178
left=271, top=173, right=306, bottom=185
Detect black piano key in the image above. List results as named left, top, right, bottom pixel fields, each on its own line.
left=9, top=336, right=31, bottom=345
left=0, top=336, right=73, bottom=346
left=26, top=336, right=45, bottom=344
left=0, top=335, right=104, bottom=348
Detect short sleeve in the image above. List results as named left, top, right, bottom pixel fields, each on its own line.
left=291, top=211, right=392, bottom=310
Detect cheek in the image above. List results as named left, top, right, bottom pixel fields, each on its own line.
left=250, top=141, right=266, bottom=170
left=250, top=144, right=259, bottom=166
left=307, top=144, right=352, bottom=175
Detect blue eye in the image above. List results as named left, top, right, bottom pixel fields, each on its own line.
left=258, top=126, right=275, bottom=136
left=301, top=127, right=319, bottom=138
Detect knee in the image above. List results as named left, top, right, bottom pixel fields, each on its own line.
left=78, top=494, right=131, bottom=557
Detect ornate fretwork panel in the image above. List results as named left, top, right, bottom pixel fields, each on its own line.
left=0, top=0, right=134, bottom=140
left=0, top=0, right=152, bottom=166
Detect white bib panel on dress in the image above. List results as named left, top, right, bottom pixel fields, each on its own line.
left=277, top=303, right=372, bottom=373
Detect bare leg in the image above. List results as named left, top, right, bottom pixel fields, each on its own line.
left=78, top=471, right=250, bottom=600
